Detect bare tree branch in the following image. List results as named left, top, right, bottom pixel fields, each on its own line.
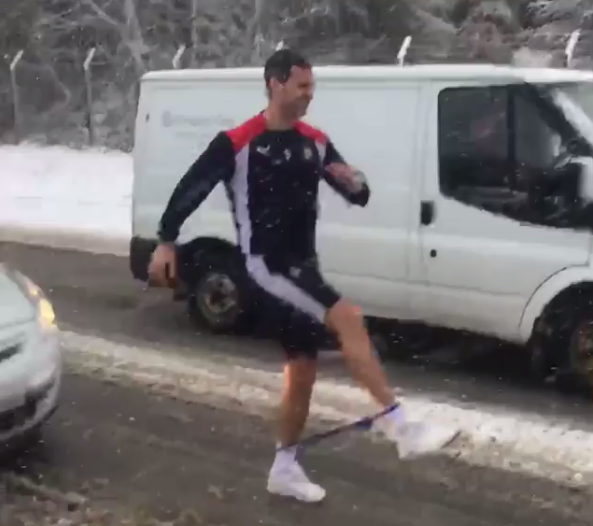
left=0, top=0, right=589, bottom=147
left=80, top=0, right=149, bottom=73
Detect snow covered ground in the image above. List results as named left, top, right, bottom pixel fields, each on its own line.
left=63, top=329, right=593, bottom=488
left=0, top=144, right=132, bottom=255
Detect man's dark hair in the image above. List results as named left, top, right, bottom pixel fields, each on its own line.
left=264, top=48, right=311, bottom=88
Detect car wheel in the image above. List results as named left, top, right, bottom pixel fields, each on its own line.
left=0, top=424, right=45, bottom=461
left=187, top=253, right=254, bottom=334
left=17, top=424, right=45, bottom=451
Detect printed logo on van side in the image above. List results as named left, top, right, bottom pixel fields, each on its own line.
left=161, top=111, right=234, bottom=129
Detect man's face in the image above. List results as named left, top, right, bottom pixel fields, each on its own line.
left=270, top=66, right=315, bottom=118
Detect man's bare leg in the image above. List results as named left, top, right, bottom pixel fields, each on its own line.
left=325, top=299, right=460, bottom=457
left=278, top=357, right=317, bottom=447
left=325, top=300, right=395, bottom=407
left=267, top=356, right=326, bottom=502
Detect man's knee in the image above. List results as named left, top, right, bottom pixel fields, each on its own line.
left=325, top=299, right=364, bottom=335
left=284, top=356, right=317, bottom=393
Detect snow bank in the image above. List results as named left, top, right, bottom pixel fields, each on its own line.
left=0, top=144, right=132, bottom=254
left=62, top=329, right=593, bottom=487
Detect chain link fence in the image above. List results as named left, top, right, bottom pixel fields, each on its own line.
left=1, top=15, right=591, bottom=152
left=4, top=46, right=144, bottom=152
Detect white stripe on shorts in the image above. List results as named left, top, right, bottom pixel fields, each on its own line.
left=245, top=255, right=326, bottom=323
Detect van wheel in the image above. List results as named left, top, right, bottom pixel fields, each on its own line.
left=187, top=253, right=253, bottom=334
left=366, top=319, right=418, bottom=362
left=555, top=313, right=593, bottom=394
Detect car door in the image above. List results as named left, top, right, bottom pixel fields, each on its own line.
left=409, top=82, right=592, bottom=340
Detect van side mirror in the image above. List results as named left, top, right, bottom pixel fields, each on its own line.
left=528, top=159, right=593, bottom=231
left=534, top=159, right=581, bottom=202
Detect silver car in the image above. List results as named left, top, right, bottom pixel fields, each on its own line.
left=0, top=263, right=61, bottom=450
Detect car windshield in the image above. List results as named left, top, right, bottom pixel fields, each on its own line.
left=542, top=82, right=593, bottom=149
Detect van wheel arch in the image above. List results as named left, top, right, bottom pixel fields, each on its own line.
left=531, top=281, right=593, bottom=391
left=178, top=237, right=241, bottom=272
left=179, top=237, right=256, bottom=334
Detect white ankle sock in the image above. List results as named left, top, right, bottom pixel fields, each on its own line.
left=273, top=443, right=298, bottom=470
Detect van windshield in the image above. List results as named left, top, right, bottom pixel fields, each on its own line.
left=541, top=82, right=593, bottom=151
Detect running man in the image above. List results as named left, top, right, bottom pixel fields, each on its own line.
left=148, top=49, right=459, bottom=503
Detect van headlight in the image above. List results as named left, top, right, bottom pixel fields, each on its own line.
left=9, top=270, right=57, bottom=331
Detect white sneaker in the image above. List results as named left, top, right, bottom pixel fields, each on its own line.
left=267, top=460, right=326, bottom=503
left=386, top=421, right=460, bottom=460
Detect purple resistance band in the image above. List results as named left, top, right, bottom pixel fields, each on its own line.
left=278, top=402, right=399, bottom=452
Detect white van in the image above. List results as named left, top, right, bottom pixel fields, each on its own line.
left=130, top=63, right=593, bottom=388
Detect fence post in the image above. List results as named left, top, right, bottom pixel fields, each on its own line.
left=9, top=50, right=24, bottom=144
left=83, top=47, right=96, bottom=146
left=172, top=45, right=186, bottom=69
left=397, top=36, right=412, bottom=66
left=565, top=29, right=580, bottom=68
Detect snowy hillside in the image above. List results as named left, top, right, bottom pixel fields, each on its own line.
left=0, top=0, right=591, bottom=150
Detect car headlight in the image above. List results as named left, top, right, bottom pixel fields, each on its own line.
left=8, top=269, right=57, bottom=331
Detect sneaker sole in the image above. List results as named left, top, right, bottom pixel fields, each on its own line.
left=267, top=486, right=326, bottom=504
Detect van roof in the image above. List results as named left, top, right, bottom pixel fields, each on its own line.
left=141, top=63, right=593, bottom=85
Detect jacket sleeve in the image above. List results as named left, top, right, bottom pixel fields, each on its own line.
left=157, top=132, right=236, bottom=243
left=320, top=138, right=370, bottom=207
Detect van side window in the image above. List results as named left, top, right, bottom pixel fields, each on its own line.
left=438, top=85, right=579, bottom=229
left=514, top=93, right=562, bottom=172
left=438, top=86, right=510, bottom=194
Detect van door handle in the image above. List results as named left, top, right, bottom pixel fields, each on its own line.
left=420, top=200, right=435, bottom=226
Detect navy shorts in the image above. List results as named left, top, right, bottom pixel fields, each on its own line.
left=246, top=256, right=341, bottom=359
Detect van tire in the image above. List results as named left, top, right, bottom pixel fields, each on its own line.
left=554, top=311, right=593, bottom=394
left=186, top=252, right=254, bottom=334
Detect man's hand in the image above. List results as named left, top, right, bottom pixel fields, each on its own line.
left=325, top=162, right=364, bottom=193
left=148, top=243, right=177, bottom=287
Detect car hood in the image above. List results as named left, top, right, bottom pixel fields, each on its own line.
left=0, top=265, right=35, bottom=329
